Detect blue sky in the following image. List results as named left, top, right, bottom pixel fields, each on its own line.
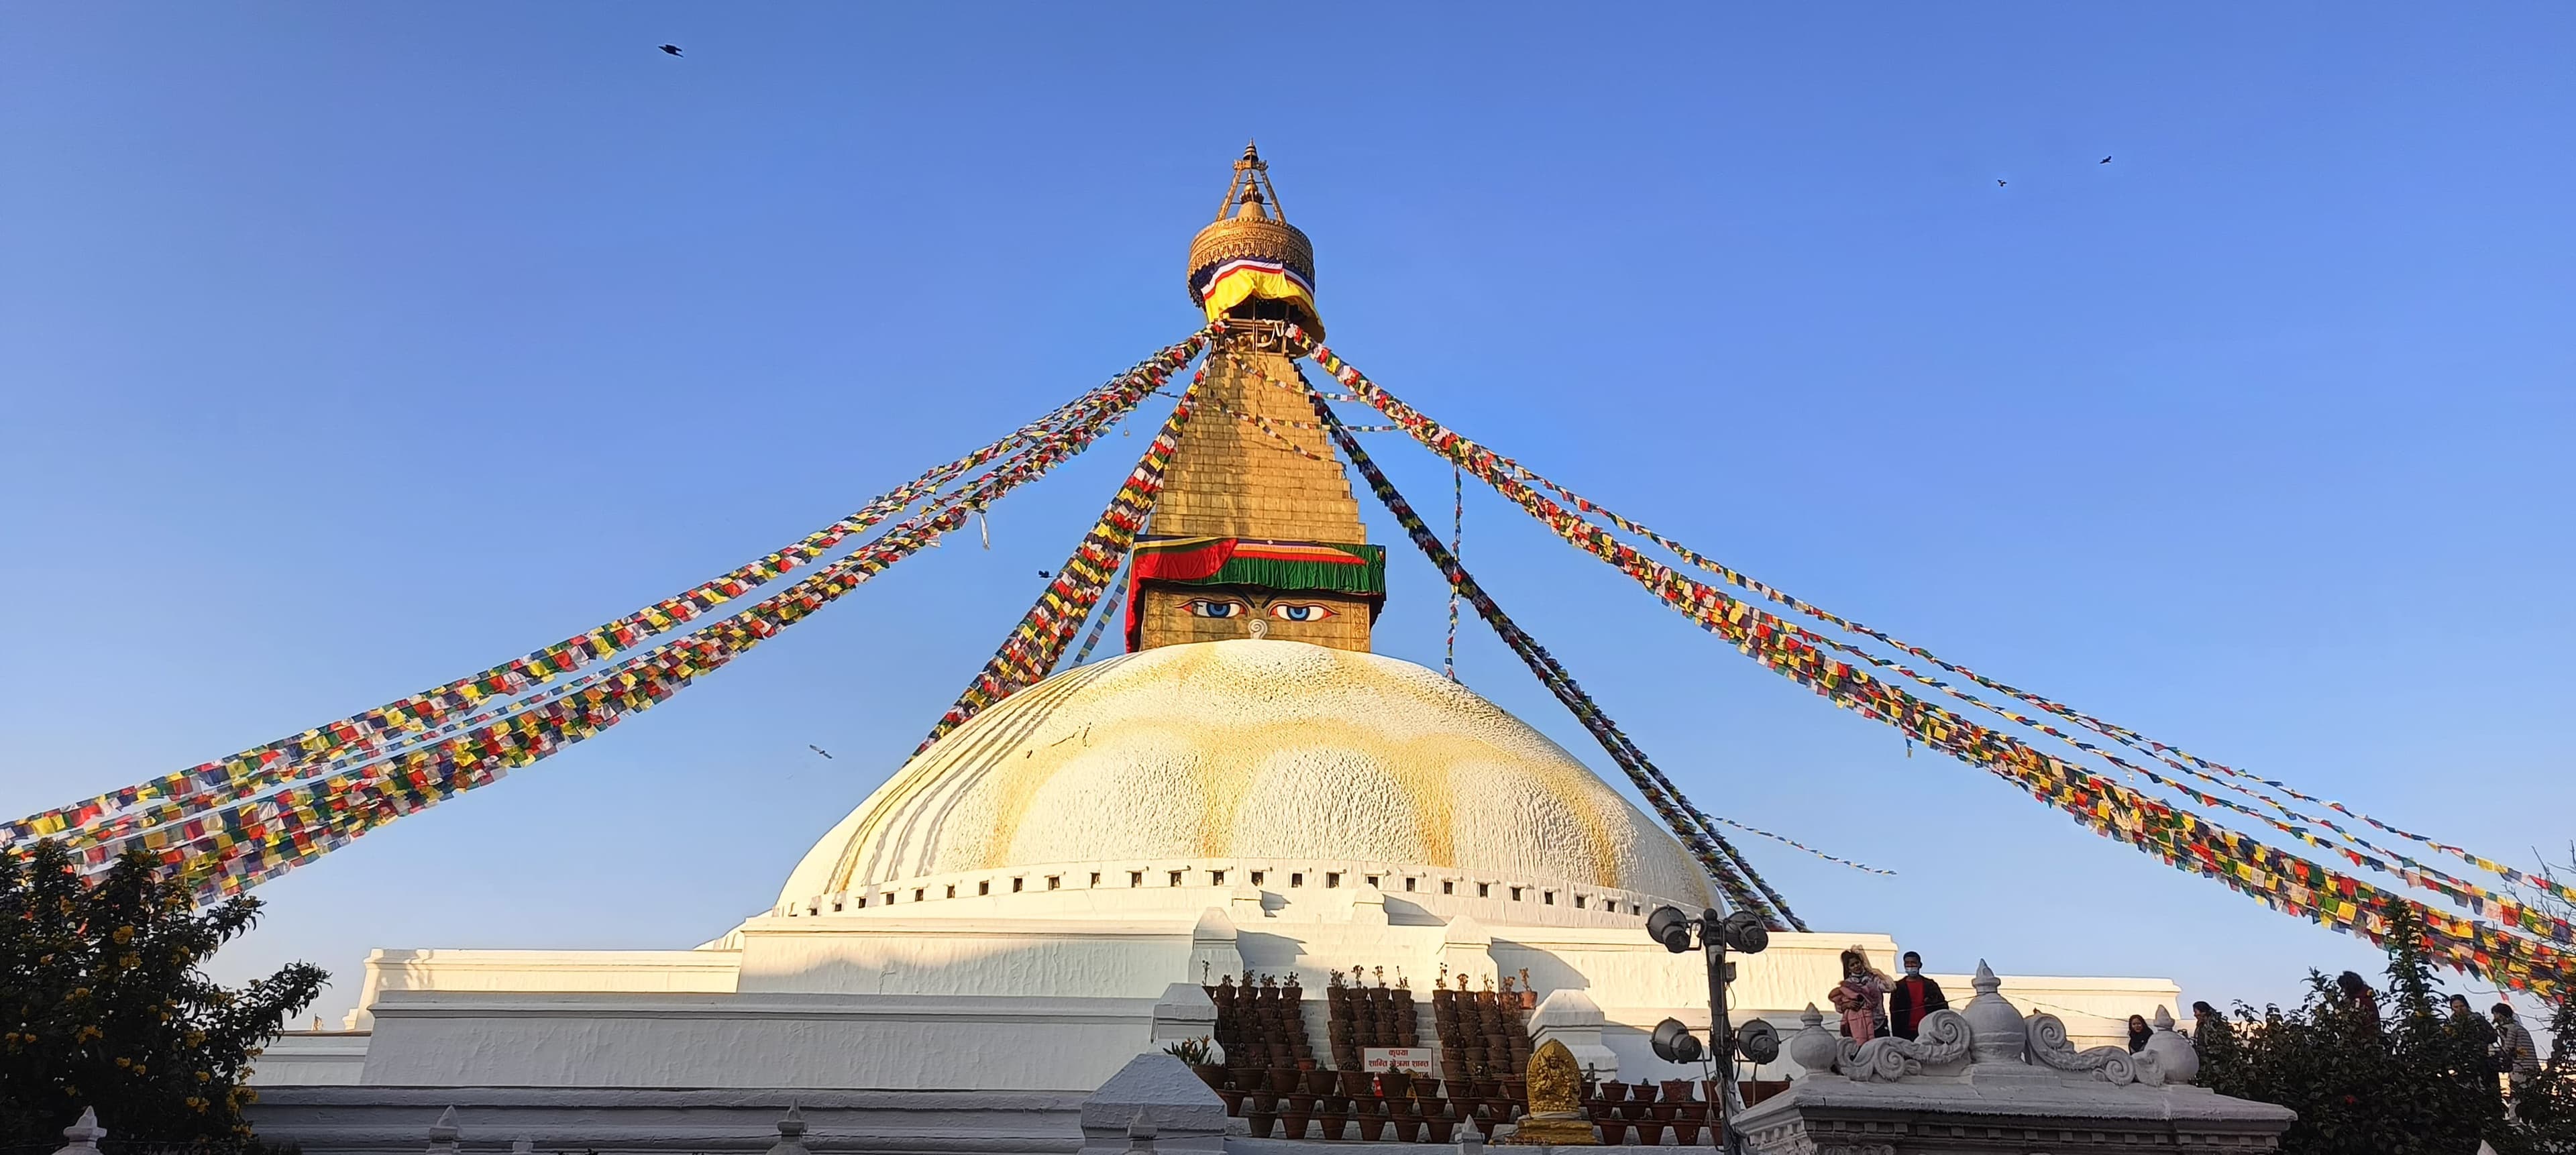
left=3, top=5, right=2570, bottom=1024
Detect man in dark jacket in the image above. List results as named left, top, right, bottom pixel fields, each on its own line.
left=1888, top=951, right=1949, bottom=1040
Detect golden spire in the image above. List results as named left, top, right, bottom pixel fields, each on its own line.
left=1187, top=142, right=1320, bottom=335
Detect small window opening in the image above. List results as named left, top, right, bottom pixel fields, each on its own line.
left=1212, top=871, right=1226, bottom=885
left=1574, top=895, right=1587, bottom=910
left=946, top=885, right=958, bottom=899
left=1509, top=886, right=1523, bottom=901
left=978, top=880, right=991, bottom=896
left=1326, top=872, right=1342, bottom=889
left=1012, top=877, right=1024, bottom=893
left=1131, top=871, right=1145, bottom=887
left=1047, top=875, right=1061, bottom=891
left=1291, top=872, right=1305, bottom=887
left=914, top=889, right=925, bottom=902
left=1169, top=870, right=1185, bottom=887
left=1442, top=880, right=1455, bottom=895
left=1250, top=871, right=1266, bottom=885
left=1543, top=891, right=1556, bottom=905
left=1477, top=883, right=1491, bottom=898
left=1403, top=877, right=1417, bottom=892
left=1364, top=875, right=1380, bottom=888
left=1090, top=872, right=1102, bottom=886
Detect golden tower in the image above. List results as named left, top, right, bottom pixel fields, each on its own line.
left=1124, top=144, right=1384, bottom=653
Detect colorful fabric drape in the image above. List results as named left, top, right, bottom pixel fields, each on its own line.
left=911, top=366, right=1208, bottom=755
left=1297, top=334, right=2573, bottom=998
left=1121, top=536, right=1386, bottom=650
left=1192, top=258, right=1316, bottom=325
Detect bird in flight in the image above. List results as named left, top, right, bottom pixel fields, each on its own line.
left=2100, top=156, right=2112, bottom=164
left=1036, top=569, right=1054, bottom=579
left=1996, top=179, right=2007, bottom=187
left=807, top=745, right=834, bottom=760
left=659, top=44, right=684, bottom=56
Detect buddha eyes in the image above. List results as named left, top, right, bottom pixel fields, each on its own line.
left=1181, top=599, right=1332, bottom=622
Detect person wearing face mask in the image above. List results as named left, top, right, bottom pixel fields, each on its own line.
left=1886, top=950, right=1949, bottom=1041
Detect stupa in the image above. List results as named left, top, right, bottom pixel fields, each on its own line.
left=248, top=147, right=2180, bottom=1152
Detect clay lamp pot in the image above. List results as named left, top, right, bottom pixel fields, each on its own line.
left=1424, top=1109, right=1456, bottom=1144
left=1265, top=1068, right=1301, bottom=1095
left=1316, top=1104, right=1348, bottom=1142
left=1279, top=1104, right=1311, bottom=1140
left=1189, top=1063, right=1226, bottom=1091
left=1661, top=1079, right=1695, bottom=1106
left=1599, top=1081, right=1629, bottom=1104
left=1380, top=1068, right=1413, bottom=1099
left=1595, top=1119, right=1627, bottom=1146
left=1635, top=1119, right=1668, bottom=1146
left=1243, top=1109, right=1275, bottom=1140
left=1305, top=1068, right=1338, bottom=1097
left=1672, top=1117, right=1703, bottom=1146
left=1214, top=1086, right=1246, bottom=1117
left=1411, top=1077, right=1443, bottom=1101
left=1356, top=1108, right=1387, bottom=1143
left=1391, top=1115, right=1421, bottom=1144
left=1339, top=1068, right=1375, bottom=1098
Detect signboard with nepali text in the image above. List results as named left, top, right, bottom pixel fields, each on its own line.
left=1362, top=1046, right=1435, bottom=1074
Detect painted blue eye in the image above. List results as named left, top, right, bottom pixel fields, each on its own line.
left=1184, top=599, right=1244, bottom=618
left=1271, top=604, right=1335, bottom=622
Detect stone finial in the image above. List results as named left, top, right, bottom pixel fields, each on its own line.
left=1959, top=960, right=2027, bottom=1064
left=1787, top=1004, right=1841, bottom=1077
left=54, top=1107, right=107, bottom=1155
left=2143, top=1006, right=2201, bottom=1085
left=1124, top=1110, right=1157, bottom=1154
left=766, top=1103, right=810, bottom=1155
left=426, top=1107, right=462, bottom=1155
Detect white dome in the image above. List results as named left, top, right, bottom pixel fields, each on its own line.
left=780, top=640, right=1716, bottom=908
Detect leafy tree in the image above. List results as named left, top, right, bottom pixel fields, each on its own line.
left=2202, top=900, right=2575, bottom=1155
left=1, top=840, right=325, bottom=1150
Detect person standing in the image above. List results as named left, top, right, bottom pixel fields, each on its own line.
left=1828, top=948, right=1891, bottom=1042
left=2496, top=1002, right=2542, bottom=1113
left=2126, top=1013, right=2153, bottom=1053
left=2336, top=971, right=2382, bottom=1036
left=1886, top=951, right=1948, bottom=1040
left=2449, top=995, right=2502, bottom=1116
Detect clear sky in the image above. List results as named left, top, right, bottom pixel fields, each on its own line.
left=4, top=4, right=2571, bottom=1027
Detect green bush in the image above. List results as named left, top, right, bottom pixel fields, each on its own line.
left=2, top=840, right=326, bottom=1150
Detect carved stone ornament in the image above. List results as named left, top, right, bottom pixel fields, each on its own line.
left=1840, top=1009, right=1973, bottom=1083
left=1957, top=960, right=2027, bottom=1064
left=2143, top=1005, right=2200, bottom=1085
left=2026, top=1011, right=2165, bottom=1087
left=1786, top=1003, right=1842, bottom=1075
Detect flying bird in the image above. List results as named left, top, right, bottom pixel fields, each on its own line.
left=658, top=44, right=684, bottom=56
left=807, top=745, right=834, bottom=760
left=1037, top=569, right=1054, bottom=579
left=2100, top=156, right=2112, bottom=164
left=1996, top=179, right=2007, bottom=187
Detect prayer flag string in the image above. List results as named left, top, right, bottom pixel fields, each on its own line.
left=19, top=334, right=1216, bottom=897
left=5, top=329, right=1220, bottom=852
left=1314, top=386, right=1815, bottom=930
left=1294, top=333, right=2573, bottom=997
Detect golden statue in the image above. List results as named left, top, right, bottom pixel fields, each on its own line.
left=1507, top=1040, right=1597, bottom=1145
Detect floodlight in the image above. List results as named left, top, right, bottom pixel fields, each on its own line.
left=1734, top=1018, right=1780, bottom=1064
left=1646, top=905, right=1696, bottom=953
left=1717, top=910, right=1770, bottom=955
left=1650, top=1018, right=1705, bottom=1064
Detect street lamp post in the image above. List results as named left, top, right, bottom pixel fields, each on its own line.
left=1647, top=906, right=1778, bottom=1155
